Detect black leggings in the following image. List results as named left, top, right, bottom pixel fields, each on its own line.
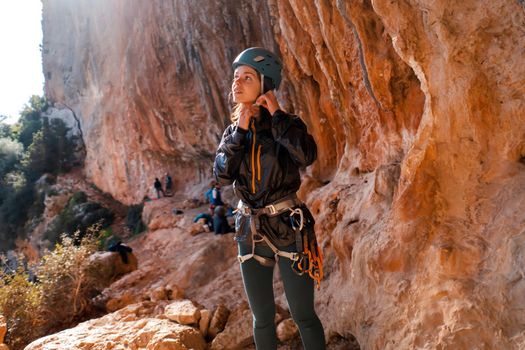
left=238, top=241, right=326, bottom=350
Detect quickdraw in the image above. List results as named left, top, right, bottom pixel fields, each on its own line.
left=289, top=206, right=324, bottom=289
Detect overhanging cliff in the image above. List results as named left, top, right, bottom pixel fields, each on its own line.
left=42, top=0, right=525, bottom=348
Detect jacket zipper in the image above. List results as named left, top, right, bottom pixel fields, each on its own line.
left=257, top=145, right=261, bottom=182
left=250, top=122, right=257, bottom=194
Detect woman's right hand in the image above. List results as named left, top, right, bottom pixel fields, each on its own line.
left=237, top=103, right=259, bottom=131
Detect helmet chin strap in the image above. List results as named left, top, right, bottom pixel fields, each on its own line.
left=253, top=74, right=265, bottom=107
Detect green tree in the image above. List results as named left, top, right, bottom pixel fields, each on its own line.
left=0, top=137, right=23, bottom=178
left=15, top=95, right=48, bottom=149
left=20, top=130, right=48, bottom=182
left=0, top=120, right=14, bottom=139
left=20, top=117, right=77, bottom=182
left=0, top=95, right=80, bottom=252
left=47, top=118, right=77, bottom=173
left=0, top=179, right=34, bottom=248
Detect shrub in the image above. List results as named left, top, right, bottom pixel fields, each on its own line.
left=126, top=204, right=146, bottom=235
left=0, top=179, right=35, bottom=248
left=69, top=190, right=88, bottom=206
left=0, top=226, right=107, bottom=350
left=97, top=227, right=114, bottom=250
left=0, top=263, right=44, bottom=350
left=37, top=229, right=102, bottom=332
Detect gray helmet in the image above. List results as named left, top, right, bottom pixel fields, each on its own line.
left=232, top=47, right=283, bottom=90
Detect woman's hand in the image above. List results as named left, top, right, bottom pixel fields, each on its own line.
left=237, top=103, right=260, bottom=130
left=256, top=91, right=281, bottom=116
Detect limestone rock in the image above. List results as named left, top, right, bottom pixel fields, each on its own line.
left=165, top=283, right=185, bottom=301
left=105, top=290, right=136, bottom=312
left=42, top=0, right=276, bottom=205
left=99, top=223, right=243, bottom=314
left=150, top=285, right=168, bottom=303
left=210, top=302, right=253, bottom=350
left=87, top=251, right=138, bottom=281
left=24, top=302, right=205, bottom=350
left=41, top=0, right=525, bottom=349
left=207, top=304, right=230, bottom=339
left=165, top=300, right=201, bottom=325
left=198, top=309, right=212, bottom=338
left=143, top=199, right=184, bottom=231
left=43, top=192, right=70, bottom=219
left=276, top=318, right=299, bottom=342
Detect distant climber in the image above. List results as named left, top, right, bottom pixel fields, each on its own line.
left=204, top=180, right=216, bottom=203
left=108, top=241, right=133, bottom=264
left=193, top=212, right=213, bottom=231
left=209, top=183, right=224, bottom=215
left=154, top=178, right=164, bottom=199
left=213, top=205, right=233, bottom=235
left=165, top=173, right=173, bottom=196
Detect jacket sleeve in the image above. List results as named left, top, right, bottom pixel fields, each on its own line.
left=271, top=110, right=317, bottom=167
left=214, top=124, right=247, bottom=185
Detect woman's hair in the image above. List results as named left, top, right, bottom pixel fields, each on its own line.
left=229, top=101, right=242, bottom=123
left=229, top=75, right=275, bottom=123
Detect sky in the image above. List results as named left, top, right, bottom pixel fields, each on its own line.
left=0, top=1, right=44, bottom=124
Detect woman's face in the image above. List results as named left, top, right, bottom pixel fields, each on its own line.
left=232, top=65, right=260, bottom=104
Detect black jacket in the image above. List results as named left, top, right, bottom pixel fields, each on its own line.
left=213, top=108, right=317, bottom=245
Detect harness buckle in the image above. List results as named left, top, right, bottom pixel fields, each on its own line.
left=241, top=206, right=251, bottom=216
left=266, top=204, right=277, bottom=215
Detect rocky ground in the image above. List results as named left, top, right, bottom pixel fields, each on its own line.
left=17, top=173, right=358, bottom=349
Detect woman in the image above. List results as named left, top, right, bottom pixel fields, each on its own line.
left=214, top=47, right=325, bottom=349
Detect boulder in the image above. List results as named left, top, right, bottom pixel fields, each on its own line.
left=207, top=304, right=230, bottom=339
left=210, top=302, right=253, bottom=350
left=276, top=318, right=299, bottom=342
left=24, top=302, right=206, bottom=350
left=198, top=309, right=212, bottom=338
left=164, top=300, right=201, bottom=325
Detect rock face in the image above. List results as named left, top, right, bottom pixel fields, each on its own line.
left=42, top=0, right=277, bottom=205
left=24, top=302, right=207, bottom=350
left=41, top=0, right=525, bottom=349
left=93, top=207, right=249, bottom=322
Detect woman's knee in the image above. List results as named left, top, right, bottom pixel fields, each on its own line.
left=289, top=305, right=319, bottom=326
left=251, top=304, right=276, bottom=328
left=291, top=313, right=320, bottom=328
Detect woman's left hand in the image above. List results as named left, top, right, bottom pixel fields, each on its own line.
left=256, top=91, right=281, bottom=116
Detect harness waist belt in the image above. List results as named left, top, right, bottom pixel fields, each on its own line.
left=236, top=193, right=302, bottom=217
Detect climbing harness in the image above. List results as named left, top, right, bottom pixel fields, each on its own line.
left=235, top=194, right=324, bottom=289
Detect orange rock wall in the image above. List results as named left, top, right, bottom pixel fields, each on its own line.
left=42, top=0, right=279, bottom=203
left=42, top=0, right=525, bottom=348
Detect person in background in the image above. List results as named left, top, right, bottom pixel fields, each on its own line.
left=165, top=172, right=173, bottom=195
left=208, top=182, right=224, bottom=216
left=213, top=205, right=233, bottom=235
left=204, top=180, right=216, bottom=203
left=193, top=212, right=213, bottom=232
left=154, top=178, right=164, bottom=199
